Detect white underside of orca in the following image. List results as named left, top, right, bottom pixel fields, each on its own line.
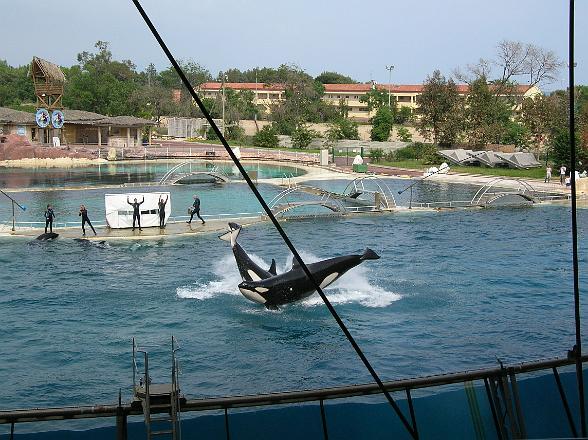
left=247, top=270, right=262, bottom=282
left=239, top=287, right=267, bottom=304
left=320, top=272, right=339, bottom=288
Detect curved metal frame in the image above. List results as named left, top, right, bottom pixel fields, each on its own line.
left=342, top=176, right=397, bottom=208
left=471, top=177, right=537, bottom=205
left=271, top=200, right=347, bottom=217
left=159, top=161, right=230, bottom=185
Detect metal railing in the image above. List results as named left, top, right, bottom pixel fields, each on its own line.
left=0, top=354, right=585, bottom=440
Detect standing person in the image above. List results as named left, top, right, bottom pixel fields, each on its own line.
left=187, top=194, right=205, bottom=225
left=560, top=164, right=567, bottom=185
left=44, top=204, right=55, bottom=234
left=545, top=165, right=552, bottom=183
left=127, top=196, right=145, bottom=231
left=79, top=204, right=96, bottom=236
left=158, top=194, right=169, bottom=228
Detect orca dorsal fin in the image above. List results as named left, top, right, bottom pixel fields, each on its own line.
left=268, top=259, right=277, bottom=275
left=291, top=258, right=301, bottom=270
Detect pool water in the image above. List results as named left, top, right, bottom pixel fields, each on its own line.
left=0, top=161, right=305, bottom=189
left=0, top=168, right=586, bottom=421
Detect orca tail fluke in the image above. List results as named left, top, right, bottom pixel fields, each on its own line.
left=360, top=248, right=380, bottom=260
left=218, top=223, right=241, bottom=246
left=268, top=259, right=277, bottom=275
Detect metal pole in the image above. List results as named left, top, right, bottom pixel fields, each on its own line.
left=224, top=408, right=230, bottom=440
left=12, top=200, right=15, bottom=231
left=553, top=367, right=578, bottom=437
left=569, top=0, right=585, bottom=436
left=385, top=65, right=394, bottom=108
left=319, top=399, right=329, bottom=440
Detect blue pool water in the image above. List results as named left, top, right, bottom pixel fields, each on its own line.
left=0, top=161, right=305, bottom=189
left=0, top=169, right=586, bottom=427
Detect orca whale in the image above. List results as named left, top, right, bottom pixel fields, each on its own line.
left=219, top=223, right=277, bottom=282
left=35, top=232, right=59, bottom=241
left=219, top=223, right=380, bottom=308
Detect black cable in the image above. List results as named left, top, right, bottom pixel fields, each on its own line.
left=130, top=1, right=417, bottom=437
left=568, top=0, right=585, bottom=436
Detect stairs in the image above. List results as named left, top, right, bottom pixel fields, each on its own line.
left=133, top=337, right=184, bottom=440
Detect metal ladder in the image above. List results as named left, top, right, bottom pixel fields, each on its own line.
left=133, top=337, right=183, bottom=440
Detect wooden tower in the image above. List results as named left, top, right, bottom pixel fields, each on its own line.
left=30, top=56, right=65, bottom=110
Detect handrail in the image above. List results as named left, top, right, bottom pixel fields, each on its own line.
left=1, top=354, right=585, bottom=424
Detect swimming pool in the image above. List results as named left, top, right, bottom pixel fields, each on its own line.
left=0, top=169, right=586, bottom=437
left=0, top=160, right=305, bottom=189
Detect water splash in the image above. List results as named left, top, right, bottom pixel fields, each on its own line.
left=176, top=250, right=401, bottom=308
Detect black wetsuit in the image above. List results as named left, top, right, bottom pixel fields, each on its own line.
left=127, top=198, right=144, bottom=230
left=188, top=197, right=205, bottom=224
left=79, top=208, right=96, bottom=235
left=44, top=208, right=55, bottom=233
left=158, top=197, right=168, bottom=228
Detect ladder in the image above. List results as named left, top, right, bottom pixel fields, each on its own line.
left=133, top=337, right=183, bottom=440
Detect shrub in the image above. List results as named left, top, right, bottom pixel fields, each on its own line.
left=396, top=126, right=413, bottom=142
left=394, top=142, right=440, bottom=164
left=291, top=124, right=319, bottom=149
left=368, top=148, right=384, bottom=163
left=253, top=125, right=279, bottom=148
left=370, top=106, right=394, bottom=142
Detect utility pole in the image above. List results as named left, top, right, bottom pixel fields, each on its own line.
left=221, top=73, right=227, bottom=137
left=385, top=65, right=394, bottom=107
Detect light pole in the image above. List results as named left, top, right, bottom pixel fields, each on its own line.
left=385, top=65, right=394, bottom=107
left=221, top=73, right=227, bottom=137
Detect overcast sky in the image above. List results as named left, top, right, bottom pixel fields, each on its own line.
left=1, top=0, right=586, bottom=91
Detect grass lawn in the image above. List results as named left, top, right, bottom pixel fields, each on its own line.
left=376, top=159, right=547, bottom=179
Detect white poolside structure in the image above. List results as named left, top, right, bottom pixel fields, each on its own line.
left=105, top=192, right=171, bottom=229
left=438, top=149, right=541, bottom=169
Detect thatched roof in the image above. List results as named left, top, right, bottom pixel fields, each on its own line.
left=30, top=57, right=66, bottom=84
left=62, top=109, right=108, bottom=125
left=104, top=115, right=155, bottom=127
left=0, top=107, right=154, bottom=128
left=0, top=107, right=36, bottom=124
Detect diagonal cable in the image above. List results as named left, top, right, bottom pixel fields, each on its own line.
left=130, top=1, right=417, bottom=437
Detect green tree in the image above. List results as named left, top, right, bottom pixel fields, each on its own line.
left=63, top=41, right=141, bottom=115
left=270, top=65, right=337, bottom=135
left=464, top=76, right=513, bottom=147
left=360, top=87, right=390, bottom=112
left=253, top=125, right=279, bottom=148
left=370, top=106, right=394, bottom=141
left=315, top=71, right=357, bottom=84
left=291, top=123, right=319, bottom=149
left=395, top=107, right=412, bottom=124
left=0, top=61, right=35, bottom=107
left=326, top=118, right=360, bottom=141
left=396, top=126, right=413, bottom=142
left=416, top=70, right=463, bottom=146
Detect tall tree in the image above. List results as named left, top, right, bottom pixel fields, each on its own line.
left=370, top=106, right=394, bottom=142
left=269, top=65, right=337, bottom=135
left=315, top=71, right=357, bottom=84
left=416, top=70, right=463, bottom=145
left=64, top=41, right=141, bottom=115
left=0, top=60, right=35, bottom=107
left=464, top=76, right=513, bottom=147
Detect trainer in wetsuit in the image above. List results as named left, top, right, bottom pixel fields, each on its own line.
left=127, top=196, right=145, bottom=231
left=158, top=195, right=168, bottom=228
left=187, top=194, right=205, bottom=224
left=44, top=204, right=55, bottom=233
left=79, top=204, right=96, bottom=236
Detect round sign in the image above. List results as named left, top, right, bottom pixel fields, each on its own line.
left=51, top=110, right=64, bottom=129
left=35, top=108, right=50, bottom=128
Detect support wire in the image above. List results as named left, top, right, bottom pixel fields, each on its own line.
left=568, top=0, right=585, bottom=435
left=130, top=1, right=417, bottom=437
